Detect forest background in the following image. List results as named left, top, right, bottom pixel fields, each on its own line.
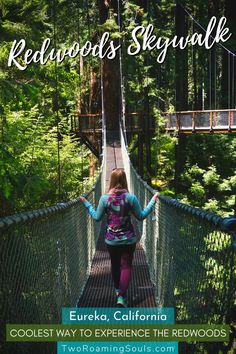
left=0, top=0, right=236, bottom=218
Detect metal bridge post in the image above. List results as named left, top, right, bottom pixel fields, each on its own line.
left=222, top=216, right=236, bottom=324
left=210, top=111, right=213, bottom=131
left=223, top=216, right=236, bottom=249
left=56, top=238, right=63, bottom=317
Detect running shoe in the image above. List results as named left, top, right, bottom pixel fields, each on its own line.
left=117, top=295, right=127, bottom=307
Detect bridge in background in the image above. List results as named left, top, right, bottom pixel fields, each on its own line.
left=71, top=110, right=236, bottom=135
left=165, top=109, right=236, bottom=134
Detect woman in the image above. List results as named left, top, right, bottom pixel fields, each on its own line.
left=80, top=168, right=158, bottom=307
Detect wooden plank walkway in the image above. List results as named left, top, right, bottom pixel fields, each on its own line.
left=78, top=132, right=156, bottom=307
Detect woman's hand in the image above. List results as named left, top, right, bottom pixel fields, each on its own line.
left=152, top=192, right=159, bottom=201
left=79, top=196, right=87, bottom=203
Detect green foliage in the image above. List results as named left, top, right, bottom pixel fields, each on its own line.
left=203, top=166, right=220, bottom=186
left=177, top=135, right=236, bottom=216
left=0, top=0, right=99, bottom=216
left=190, top=181, right=205, bottom=201
left=0, top=106, right=93, bottom=215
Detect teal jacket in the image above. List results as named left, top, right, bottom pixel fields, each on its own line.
left=83, top=192, right=156, bottom=245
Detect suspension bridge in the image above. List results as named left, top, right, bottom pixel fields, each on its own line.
left=1, top=122, right=236, bottom=354
left=1, top=2, right=236, bottom=354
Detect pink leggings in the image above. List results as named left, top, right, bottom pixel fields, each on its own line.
left=107, top=243, right=136, bottom=296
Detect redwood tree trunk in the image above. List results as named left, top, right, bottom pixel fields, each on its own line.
left=221, top=0, right=236, bottom=108
left=175, top=2, right=188, bottom=111
left=208, top=0, right=219, bottom=110
left=98, top=0, right=120, bottom=131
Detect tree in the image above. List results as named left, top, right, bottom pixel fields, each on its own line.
left=98, top=0, right=120, bottom=130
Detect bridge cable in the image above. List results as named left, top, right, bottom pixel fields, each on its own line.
left=117, top=0, right=128, bottom=147
left=208, top=39, right=217, bottom=110
left=100, top=30, right=106, bottom=160
left=232, top=56, right=235, bottom=108
left=228, top=52, right=231, bottom=109
left=53, top=0, right=62, bottom=199
left=71, top=5, right=93, bottom=187
left=85, top=0, right=96, bottom=182
left=209, top=40, right=212, bottom=110
left=191, top=17, right=194, bottom=111
left=100, top=0, right=106, bottom=151
left=214, top=45, right=217, bottom=109
left=76, top=2, right=84, bottom=191
left=81, top=144, right=84, bottom=192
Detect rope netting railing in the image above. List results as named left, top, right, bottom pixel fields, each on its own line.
left=0, top=152, right=106, bottom=354
left=121, top=128, right=236, bottom=351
